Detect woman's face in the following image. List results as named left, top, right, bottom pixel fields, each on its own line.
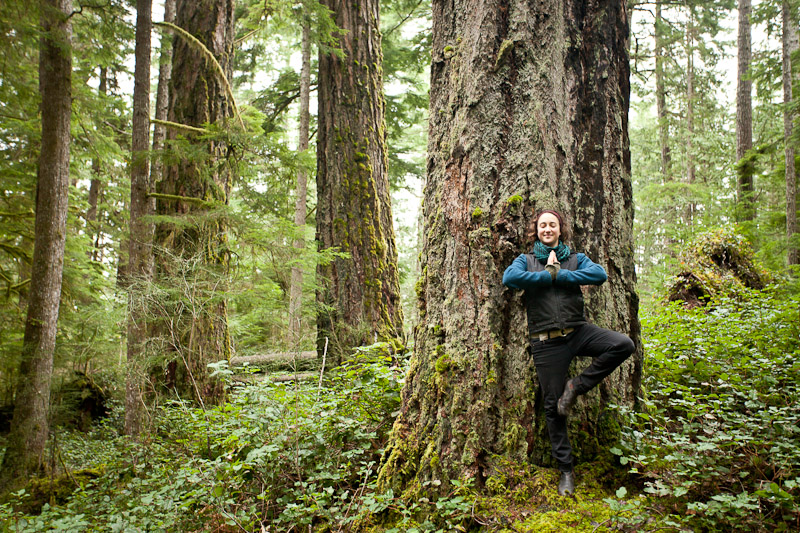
left=537, top=213, right=561, bottom=247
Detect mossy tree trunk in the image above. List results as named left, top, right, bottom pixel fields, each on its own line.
left=154, top=0, right=235, bottom=403
left=0, top=0, right=72, bottom=490
left=125, top=0, right=153, bottom=436
left=316, top=0, right=404, bottom=362
left=737, top=0, right=755, bottom=223
left=783, top=1, right=799, bottom=267
left=378, top=0, right=641, bottom=494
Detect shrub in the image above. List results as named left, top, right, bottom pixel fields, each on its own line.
left=613, top=286, right=800, bottom=531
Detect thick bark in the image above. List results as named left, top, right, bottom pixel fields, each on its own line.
left=378, top=0, right=640, bottom=493
left=655, top=1, right=670, bottom=179
left=0, top=0, right=72, bottom=490
left=783, top=1, right=799, bottom=266
left=737, top=0, right=755, bottom=223
left=125, top=0, right=153, bottom=437
left=289, top=20, right=311, bottom=348
left=316, top=0, right=404, bottom=361
left=154, top=0, right=235, bottom=403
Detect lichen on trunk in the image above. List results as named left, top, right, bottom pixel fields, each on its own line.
left=152, top=0, right=236, bottom=404
left=378, top=0, right=641, bottom=497
left=316, top=0, right=404, bottom=362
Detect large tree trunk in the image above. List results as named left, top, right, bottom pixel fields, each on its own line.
left=378, top=0, right=641, bottom=493
left=0, top=0, right=72, bottom=490
left=737, top=0, right=755, bottom=223
left=316, top=0, right=404, bottom=361
left=655, top=0, right=671, bottom=180
left=784, top=1, right=799, bottom=266
left=154, top=0, right=235, bottom=403
left=289, top=19, right=311, bottom=348
left=125, top=0, right=153, bottom=437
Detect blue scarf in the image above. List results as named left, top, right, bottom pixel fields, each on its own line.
left=533, top=240, right=571, bottom=262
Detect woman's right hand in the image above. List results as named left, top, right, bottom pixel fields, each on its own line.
left=547, top=251, right=558, bottom=265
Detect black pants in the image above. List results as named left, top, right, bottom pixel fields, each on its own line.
left=530, top=323, right=634, bottom=472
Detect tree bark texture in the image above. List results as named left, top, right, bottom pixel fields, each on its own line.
left=88, top=68, right=106, bottom=262
left=737, top=0, right=755, bottom=222
left=125, top=0, right=153, bottom=437
left=151, top=0, right=176, bottom=187
left=316, top=0, right=404, bottom=361
left=0, top=0, right=72, bottom=490
left=655, top=1, right=670, bottom=180
left=289, top=20, right=311, bottom=348
left=783, top=1, right=799, bottom=266
left=378, top=0, right=641, bottom=493
left=685, top=12, right=695, bottom=226
left=155, top=0, right=235, bottom=403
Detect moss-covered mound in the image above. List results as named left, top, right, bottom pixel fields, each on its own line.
left=665, top=227, right=769, bottom=307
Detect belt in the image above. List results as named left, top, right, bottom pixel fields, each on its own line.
left=536, top=327, right=575, bottom=341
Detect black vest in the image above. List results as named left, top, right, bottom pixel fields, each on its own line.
left=524, top=253, right=586, bottom=340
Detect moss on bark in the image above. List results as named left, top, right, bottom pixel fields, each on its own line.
left=378, top=0, right=641, bottom=502
left=316, top=0, right=404, bottom=362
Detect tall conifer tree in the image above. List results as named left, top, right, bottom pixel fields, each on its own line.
left=737, top=0, right=755, bottom=222
left=783, top=0, right=799, bottom=266
left=379, top=0, right=640, bottom=492
left=316, top=0, right=404, bottom=361
left=0, top=0, right=72, bottom=489
left=154, top=0, right=235, bottom=402
left=125, top=0, right=153, bottom=436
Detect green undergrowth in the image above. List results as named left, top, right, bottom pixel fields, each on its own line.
left=1, top=343, right=407, bottom=531
left=2, top=285, right=799, bottom=531
left=609, top=285, right=800, bottom=531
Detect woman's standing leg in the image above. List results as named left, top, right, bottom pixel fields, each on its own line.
left=531, top=337, right=575, bottom=472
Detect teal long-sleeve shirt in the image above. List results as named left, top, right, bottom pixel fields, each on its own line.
left=502, top=253, right=607, bottom=290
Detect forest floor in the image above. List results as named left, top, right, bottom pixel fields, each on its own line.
left=1, top=286, right=799, bottom=532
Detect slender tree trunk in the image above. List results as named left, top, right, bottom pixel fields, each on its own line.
left=0, top=0, right=72, bottom=490
left=316, top=0, right=404, bottom=361
left=655, top=0, right=670, bottom=180
left=125, top=0, right=153, bottom=437
left=783, top=1, right=799, bottom=266
left=378, top=0, right=640, bottom=493
left=737, top=0, right=755, bottom=222
left=154, top=0, right=235, bottom=403
left=685, top=12, right=695, bottom=227
left=87, top=68, right=106, bottom=262
left=289, top=19, right=311, bottom=348
left=151, top=0, right=176, bottom=187
left=116, top=198, right=129, bottom=290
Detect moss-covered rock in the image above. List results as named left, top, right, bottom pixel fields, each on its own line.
left=666, top=227, right=770, bottom=307
left=15, top=468, right=103, bottom=514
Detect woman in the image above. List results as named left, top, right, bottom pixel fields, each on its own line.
left=502, top=210, right=634, bottom=496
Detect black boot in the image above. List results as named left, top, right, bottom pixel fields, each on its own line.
left=557, top=377, right=579, bottom=417
left=558, top=470, right=575, bottom=496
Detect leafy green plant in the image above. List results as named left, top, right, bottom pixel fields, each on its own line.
left=614, top=285, right=800, bottom=531
left=0, top=343, right=407, bottom=531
